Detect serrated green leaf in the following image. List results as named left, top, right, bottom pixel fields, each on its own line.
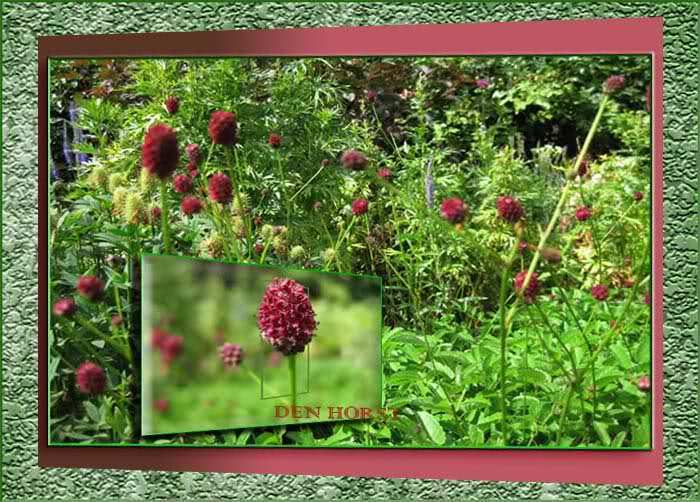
left=417, top=411, right=446, bottom=445
left=593, top=421, right=611, bottom=446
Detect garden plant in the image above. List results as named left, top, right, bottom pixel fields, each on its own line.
left=49, top=55, right=651, bottom=447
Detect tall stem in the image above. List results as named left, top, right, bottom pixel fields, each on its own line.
left=498, top=239, right=519, bottom=444
left=504, top=94, right=609, bottom=330
left=288, top=354, right=297, bottom=417
left=159, top=179, right=170, bottom=254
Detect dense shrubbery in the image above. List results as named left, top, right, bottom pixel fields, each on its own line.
left=49, top=55, right=651, bottom=447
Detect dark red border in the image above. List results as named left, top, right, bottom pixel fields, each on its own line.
left=38, top=17, right=665, bottom=485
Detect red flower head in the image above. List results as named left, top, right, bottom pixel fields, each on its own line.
left=154, top=398, right=170, bottom=413
left=633, top=191, right=644, bottom=202
left=141, top=123, right=180, bottom=180
left=52, top=297, right=77, bottom=317
left=254, top=242, right=264, bottom=254
left=75, top=362, right=107, bottom=395
left=644, top=291, right=651, bottom=305
left=268, top=133, right=282, bottom=148
left=475, top=78, right=491, bottom=89
left=187, top=162, right=198, bottom=178
left=173, top=174, right=193, bottom=194
left=638, top=375, right=651, bottom=392
left=351, top=198, right=369, bottom=216
left=76, top=275, right=104, bottom=301
left=160, top=335, right=183, bottom=366
left=518, top=241, right=528, bottom=254
left=208, top=172, right=233, bottom=204
left=111, top=315, right=123, bottom=327
left=603, top=75, right=625, bottom=94
left=591, top=284, right=609, bottom=301
left=578, top=158, right=589, bottom=178
left=151, top=327, right=169, bottom=350
left=575, top=206, right=592, bottom=222
left=365, top=89, right=378, bottom=102
left=150, top=206, right=162, bottom=223
left=185, top=144, right=200, bottom=166
left=377, top=167, right=392, bottom=181
left=165, top=96, right=179, bottom=114
left=440, top=197, right=468, bottom=224
left=218, top=342, right=244, bottom=368
left=514, top=271, right=540, bottom=303
left=341, top=149, right=368, bottom=171
left=253, top=215, right=263, bottom=226
left=497, top=196, right=524, bottom=223
left=180, top=196, right=203, bottom=216
left=257, top=278, right=318, bottom=355
left=208, top=111, right=238, bottom=146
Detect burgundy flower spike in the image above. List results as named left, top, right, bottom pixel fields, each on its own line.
left=257, top=278, right=317, bottom=355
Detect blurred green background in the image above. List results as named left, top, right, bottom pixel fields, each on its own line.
left=141, top=255, right=382, bottom=435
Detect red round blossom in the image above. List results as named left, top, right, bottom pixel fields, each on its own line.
left=150, top=206, right=162, bottom=223
left=151, top=327, right=169, bottom=350
left=185, top=143, right=200, bottom=165
left=165, top=96, right=179, bottom=114
left=75, top=362, right=107, bottom=395
left=154, top=398, right=169, bottom=413
left=644, top=291, right=651, bottom=305
left=254, top=242, right=264, bottom=254
left=208, top=172, right=233, bottom=204
left=475, top=78, right=491, bottom=89
left=111, top=315, right=123, bottom=327
left=180, top=196, right=203, bottom=216
left=341, top=149, right=368, bottom=171
left=497, top=196, right=524, bottom=223
left=514, top=271, right=540, bottom=303
left=575, top=206, right=592, bottom=222
left=160, top=335, right=183, bottom=366
left=257, top=278, right=317, bottom=355
left=578, top=158, right=589, bottom=177
left=187, top=162, right=198, bottom=178
left=518, top=241, right=528, bottom=254
left=603, top=75, right=625, bottom=94
left=351, top=198, right=369, bottom=216
left=377, top=167, right=392, bottom=181
left=53, top=297, right=77, bottom=317
left=141, top=123, right=180, bottom=180
left=268, top=133, right=282, bottom=148
left=173, top=174, right=193, bottom=194
left=253, top=216, right=263, bottom=226
left=365, top=89, right=378, bottom=102
left=208, top=111, right=238, bottom=146
left=76, top=275, right=104, bottom=301
left=440, top=197, right=468, bottom=224
left=633, top=191, right=644, bottom=202
left=591, top=284, right=609, bottom=301
left=219, top=342, right=244, bottom=368
left=638, top=375, right=651, bottom=392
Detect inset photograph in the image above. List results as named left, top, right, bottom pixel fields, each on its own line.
left=141, top=255, right=382, bottom=435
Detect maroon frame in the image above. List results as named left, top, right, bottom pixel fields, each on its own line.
left=38, top=17, right=664, bottom=484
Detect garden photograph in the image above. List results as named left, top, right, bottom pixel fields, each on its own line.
left=49, top=54, right=652, bottom=448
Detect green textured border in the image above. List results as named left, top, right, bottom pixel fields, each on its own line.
left=2, top=2, right=698, bottom=499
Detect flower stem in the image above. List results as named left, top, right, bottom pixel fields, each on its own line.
left=159, top=179, right=170, bottom=254
left=76, top=314, right=131, bottom=363
left=290, top=163, right=325, bottom=202
left=288, top=354, right=297, bottom=418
